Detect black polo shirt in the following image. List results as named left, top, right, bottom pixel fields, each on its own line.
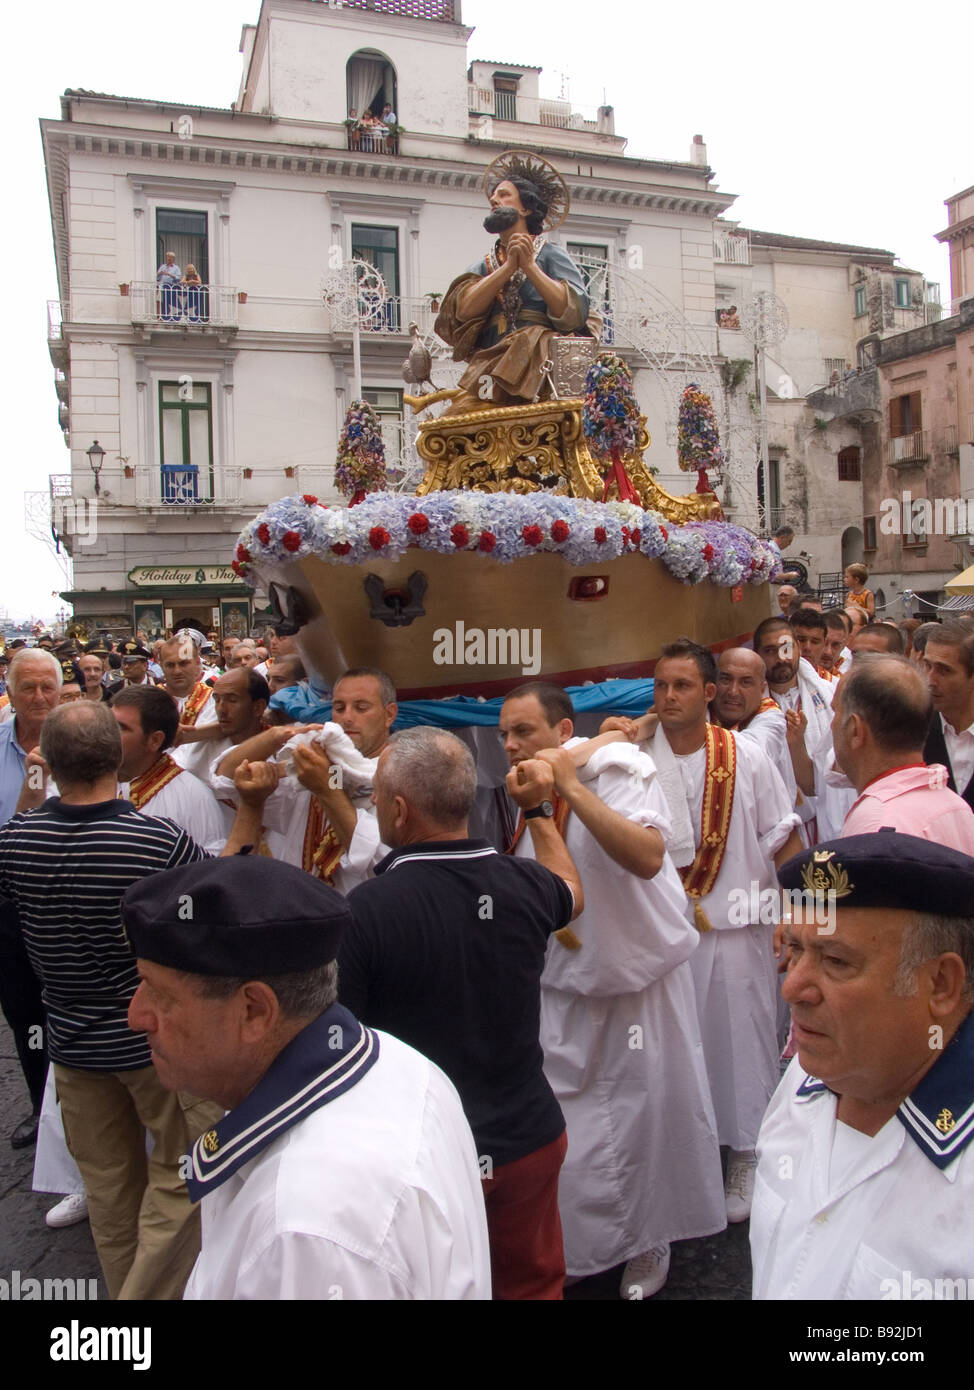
left=341, top=839, right=573, bottom=1170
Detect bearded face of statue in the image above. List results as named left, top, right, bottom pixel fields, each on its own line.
left=484, top=179, right=530, bottom=235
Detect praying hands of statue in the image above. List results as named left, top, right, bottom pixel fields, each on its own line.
left=505, top=232, right=536, bottom=272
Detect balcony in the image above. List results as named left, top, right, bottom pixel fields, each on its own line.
left=714, top=232, right=750, bottom=266
left=328, top=294, right=438, bottom=337
left=945, top=424, right=959, bottom=455
left=345, top=125, right=400, bottom=156
left=47, top=300, right=66, bottom=369
left=335, top=0, right=457, bottom=18
left=467, top=86, right=614, bottom=135
left=135, top=463, right=243, bottom=509
left=969, top=413, right=974, bottom=445
left=887, top=430, right=930, bottom=467
left=129, top=282, right=238, bottom=331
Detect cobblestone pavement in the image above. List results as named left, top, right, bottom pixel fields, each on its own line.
left=1, top=1018, right=752, bottom=1302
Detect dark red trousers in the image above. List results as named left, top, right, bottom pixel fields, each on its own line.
left=481, top=1129, right=568, bottom=1300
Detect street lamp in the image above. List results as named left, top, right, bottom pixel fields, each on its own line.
left=86, top=439, right=105, bottom=494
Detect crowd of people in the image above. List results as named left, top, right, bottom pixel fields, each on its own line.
left=0, top=597, right=972, bottom=1302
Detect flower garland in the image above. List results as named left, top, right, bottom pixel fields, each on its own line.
left=677, top=383, right=724, bottom=473
left=233, top=492, right=776, bottom=589
left=334, top=400, right=388, bottom=502
left=582, top=353, right=642, bottom=505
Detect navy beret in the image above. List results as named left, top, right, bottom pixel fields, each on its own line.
left=122, top=855, right=352, bottom=976
left=777, top=831, right=974, bottom=917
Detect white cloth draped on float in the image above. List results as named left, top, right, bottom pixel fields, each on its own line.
left=515, top=738, right=726, bottom=1278
left=655, top=727, right=800, bottom=1151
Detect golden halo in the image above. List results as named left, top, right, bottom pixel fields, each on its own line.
left=482, top=150, right=570, bottom=232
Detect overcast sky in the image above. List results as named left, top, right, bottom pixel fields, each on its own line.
left=5, top=0, right=971, bottom=622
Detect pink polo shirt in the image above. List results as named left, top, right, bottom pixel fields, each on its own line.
left=841, top=762, right=974, bottom=854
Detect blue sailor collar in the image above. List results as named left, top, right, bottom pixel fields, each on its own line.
left=186, top=1003, right=379, bottom=1203
left=794, top=1011, right=974, bottom=1173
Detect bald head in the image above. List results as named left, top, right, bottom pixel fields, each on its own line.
left=714, top=647, right=769, bottom=727
left=776, top=584, right=797, bottom=615
left=831, top=655, right=932, bottom=788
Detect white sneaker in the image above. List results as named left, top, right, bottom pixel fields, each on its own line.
left=620, top=1243, right=671, bottom=1299
left=725, top=1149, right=757, bottom=1223
left=45, top=1193, right=89, bottom=1229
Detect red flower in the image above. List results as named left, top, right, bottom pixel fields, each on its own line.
left=660, top=525, right=669, bottom=542
left=594, top=526, right=607, bottom=544
left=230, top=559, right=243, bottom=577
left=256, top=523, right=270, bottom=545
left=369, top=527, right=391, bottom=550
left=551, top=519, right=570, bottom=543
left=451, top=523, right=470, bottom=548
left=236, top=543, right=250, bottom=563
left=478, top=531, right=496, bottom=553
left=331, top=541, right=351, bottom=556
left=408, top=512, right=430, bottom=535
left=703, top=543, right=715, bottom=561
left=302, top=494, right=318, bottom=506
left=631, top=528, right=641, bottom=546
left=282, top=531, right=302, bottom=553
left=522, top=524, right=544, bottom=547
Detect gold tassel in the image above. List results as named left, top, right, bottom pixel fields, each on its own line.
left=554, top=926, right=582, bottom=951
left=692, top=898, right=713, bottom=933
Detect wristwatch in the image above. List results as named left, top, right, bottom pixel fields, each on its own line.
left=524, top=800, right=555, bottom=820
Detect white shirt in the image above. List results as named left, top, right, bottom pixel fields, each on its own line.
left=658, top=728, right=799, bottom=929
left=751, top=1039, right=974, bottom=1300
left=942, top=714, right=974, bottom=795
left=184, top=1028, right=491, bottom=1300
left=168, top=684, right=221, bottom=780
left=119, top=761, right=227, bottom=855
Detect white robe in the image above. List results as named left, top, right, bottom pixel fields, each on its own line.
left=119, top=763, right=227, bottom=855
left=657, top=727, right=800, bottom=1150
left=183, top=1030, right=491, bottom=1300
left=514, top=739, right=725, bottom=1276
left=751, top=1057, right=974, bottom=1300
left=210, top=763, right=384, bottom=893
left=168, top=684, right=221, bottom=781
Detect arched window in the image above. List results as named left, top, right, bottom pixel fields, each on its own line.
left=841, top=526, right=864, bottom=570
left=346, top=51, right=398, bottom=154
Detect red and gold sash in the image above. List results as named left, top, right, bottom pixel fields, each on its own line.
left=816, top=666, right=837, bottom=682
left=506, top=794, right=581, bottom=950
left=302, top=797, right=345, bottom=884
left=678, top=724, right=737, bottom=932
left=180, top=681, right=213, bottom=727
left=127, top=753, right=182, bottom=810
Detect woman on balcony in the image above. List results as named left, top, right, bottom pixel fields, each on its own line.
left=182, top=264, right=203, bottom=323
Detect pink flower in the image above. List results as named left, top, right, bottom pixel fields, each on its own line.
left=369, top=527, right=391, bottom=551
left=282, top=531, right=302, bottom=553
left=522, top=524, right=544, bottom=547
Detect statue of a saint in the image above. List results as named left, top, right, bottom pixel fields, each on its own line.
left=434, top=151, right=593, bottom=416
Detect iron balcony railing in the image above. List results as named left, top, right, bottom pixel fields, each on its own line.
left=714, top=232, right=751, bottom=265
left=887, top=430, right=930, bottom=467
left=130, top=282, right=238, bottom=329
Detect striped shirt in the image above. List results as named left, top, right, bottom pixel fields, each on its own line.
left=0, top=798, right=206, bottom=1070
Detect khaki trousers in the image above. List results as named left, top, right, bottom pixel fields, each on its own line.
left=53, top=1062, right=221, bottom=1300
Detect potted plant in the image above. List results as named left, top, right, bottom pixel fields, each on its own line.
left=243, top=467, right=253, bottom=479
left=425, top=290, right=443, bottom=312
left=238, top=290, right=248, bottom=304
left=119, top=283, right=130, bottom=296
left=284, top=466, right=295, bottom=479
left=124, top=464, right=134, bottom=479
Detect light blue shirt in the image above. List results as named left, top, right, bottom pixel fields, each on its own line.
left=0, top=719, right=28, bottom=827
